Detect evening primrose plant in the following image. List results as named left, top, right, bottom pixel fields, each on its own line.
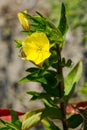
left=1, top=3, right=87, bottom=130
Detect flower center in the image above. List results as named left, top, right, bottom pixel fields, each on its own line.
left=37, top=46, right=42, bottom=52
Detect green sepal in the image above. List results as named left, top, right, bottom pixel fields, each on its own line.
left=64, top=61, right=82, bottom=95
left=58, top=3, right=68, bottom=36
left=22, top=11, right=64, bottom=44
left=15, top=40, right=23, bottom=48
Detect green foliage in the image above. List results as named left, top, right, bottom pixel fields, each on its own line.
left=22, top=11, right=64, bottom=47
left=81, top=82, right=87, bottom=94
left=79, top=108, right=87, bottom=129
left=67, top=114, right=83, bottom=128
left=58, top=3, right=68, bottom=36
left=64, top=61, right=82, bottom=95
left=0, top=110, right=22, bottom=130
left=41, top=107, right=62, bottom=119
left=42, top=118, right=61, bottom=130
left=22, top=112, right=42, bottom=129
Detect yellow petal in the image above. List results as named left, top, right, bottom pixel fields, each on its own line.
left=22, top=32, right=51, bottom=64
left=18, top=10, right=30, bottom=30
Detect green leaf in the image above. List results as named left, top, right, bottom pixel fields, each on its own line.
left=41, top=107, right=62, bottom=119
left=21, top=30, right=35, bottom=35
left=22, top=12, right=45, bottom=27
left=21, top=109, right=43, bottom=122
left=19, top=67, right=52, bottom=84
left=0, top=119, right=19, bottom=130
left=22, top=112, right=42, bottom=130
left=58, top=3, right=68, bottom=36
left=42, top=118, right=61, bottom=130
left=15, top=40, right=23, bottom=48
left=10, top=110, right=19, bottom=123
left=67, top=114, right=83, bottom=128
left=0, top=127, right=11, bottom=130
left=26, top=67, right=39, bottom=73
left=64, top=83, right=76, bottom=105
left=65, top=59, right=72, bottom=67
left=10, top=110, right=22, bottom=129
left=79, top=108, right=87, bottom=129
left=27, top=91, right=56, bottom=107
left=27, top=91, right=47, bottom=100
left=19, top=73, right=47, bottom=84
left=41, top=70, right=60, bottom=97
left=64, top=61, right=82, bottom=95
left=14, top=120, right=22, bottom=130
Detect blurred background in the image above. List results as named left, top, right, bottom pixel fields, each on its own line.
left=0, top=0, right=87, bottom=120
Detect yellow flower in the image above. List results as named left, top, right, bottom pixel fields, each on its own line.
left=22, top=32, right=51, bottom=64
left=17, top=10, right=30, bottom=30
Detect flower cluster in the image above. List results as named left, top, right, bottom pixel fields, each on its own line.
left=17, top=11, right=51, bottom=65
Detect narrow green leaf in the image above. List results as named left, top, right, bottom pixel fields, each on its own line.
left=67, top=114, right=83, bottom=128
left=64, top=61, right=82, bottom=95
left=21, top=30, right=34, bottom=35
left=0, top=127, right=11, bottom=130
left=42, top=99, right=54, bottom=107
left=27, top=91, right=44, bottom=100
left=21, top=109, right=43, bottom=122
left=19, top=74, right=47, bottom=84
left=0, top=119, right=18, bottom=130
left=10, top=110, right=19, bottom=123
left=26, top=67, right=39, bottom=73
left=58, top=3, right=68, bottom=35
left=42, top=118, right=61, bottom=130
left=22, top=112, right=42, bottom=130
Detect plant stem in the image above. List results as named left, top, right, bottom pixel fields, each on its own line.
left=56, top=45, right=68, bottom=130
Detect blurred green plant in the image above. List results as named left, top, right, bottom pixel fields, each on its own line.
left=0, top=2, right=86, bottom=130
left=81, top=82, right=87, bottom=94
